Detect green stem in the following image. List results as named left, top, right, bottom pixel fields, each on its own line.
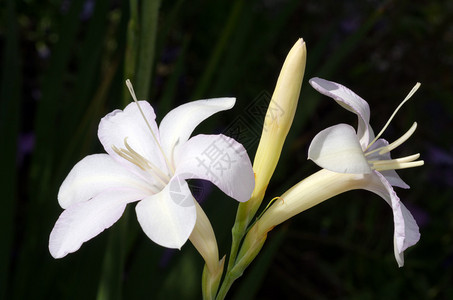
left=226, top=207, right=247, bottom=272
left=215, top=270, right=240, bottom=300
left=216, top=231, right=267, bottom=300
left=226, top=188, right=265, bottom=272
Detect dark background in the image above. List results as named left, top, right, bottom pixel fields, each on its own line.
left=1, top=0, right=452, bottom=299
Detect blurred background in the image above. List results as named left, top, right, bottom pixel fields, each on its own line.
left=1, top=0, right=452, bottom=299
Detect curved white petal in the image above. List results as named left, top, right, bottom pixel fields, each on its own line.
left=49, top=190, right=141, bottom=258
left=379, top=170, right=410, bottom=189
left=98, top=100, right=168, bottom=173
left=174, top=134, right=254, bottom=202
left=361, top=171, right=420, bottom=267
left=366, top=139, right=409, bottom=188
left=309, top=77, right=374, bottom=147
left=308, top=124, right=371, bottom=174
left=135, top=177, right=196, bottom=249
left=393, top=235, right=404, bottom=267
left=58, top=154, right=150, bottom=209
left=159, top=98, right=236, bottom=163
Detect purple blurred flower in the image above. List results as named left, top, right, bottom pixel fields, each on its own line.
left=17, top=133, right=35, bottom=167
left=427, top=145, right=453, bottom=165
left=405, top=202, right=430, bottom=228
left=340, top=18, right=360, bottom=34
left=427, top=145, right=453, bottom=187
left=60, top=0, right=94, bottom=20
left=80, top=0, right=94, bottom=21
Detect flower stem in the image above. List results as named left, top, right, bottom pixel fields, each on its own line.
left=220, top=170, right=364, bottom=298
left=216, top=230, right=267, bottom=300
left=227, top=189, right=264, bottom=273
left=215, top=270, right=239, bottom=300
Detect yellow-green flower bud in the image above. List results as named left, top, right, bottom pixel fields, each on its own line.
left=229, top=39, right=307, bottom=274
left=243, top=38, right=307, bottom=221
left=254, top=38, right=306, bottom=197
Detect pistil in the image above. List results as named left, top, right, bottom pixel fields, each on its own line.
left=366, top=82, right=421, bottom=151
left=126, top=79, right=176, bottom=174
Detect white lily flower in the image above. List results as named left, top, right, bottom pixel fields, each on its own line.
left=308, top=77, right=423, bottom=267
left=49, top=81, right=254, bottom=258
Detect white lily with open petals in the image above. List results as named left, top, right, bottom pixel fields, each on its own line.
left=308, top=77, right=423, bottom=267
left=49, top=83, right=254, bottom=259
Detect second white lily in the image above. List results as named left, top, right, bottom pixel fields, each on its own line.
left=308, top=77, right=423, bottom=266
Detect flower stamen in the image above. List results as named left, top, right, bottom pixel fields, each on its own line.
left=378, top=122, right=418, bottom=155
left=371, top=160, right=424, bottom=172
left=365, top=122, right=418, bottom=157
left=113, top=138, right=171, bottom=186
left=370, top=152, right=424, bottom=171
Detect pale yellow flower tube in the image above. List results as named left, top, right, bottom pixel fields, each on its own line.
left=257, top=169, right=363, bottom=237
left=189, top=202, right=224, bottom=299
left=236, top=169, right=364, bottom=266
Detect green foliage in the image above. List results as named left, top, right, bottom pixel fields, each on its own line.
left=1, top=0, right=452, bottom=299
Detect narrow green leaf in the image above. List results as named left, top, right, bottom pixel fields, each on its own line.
left=96, top=1, right=161, bottom=299
left=13, top=1, right=85, bottom=299
left=0, top=0, right=21, bottom=297
left=192, top=0, right=244, bottom=99
left=158, top=36, right=189, bottom=114
left=135, top=0, right=161, bottom=100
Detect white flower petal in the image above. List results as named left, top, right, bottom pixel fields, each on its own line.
left=159, top=98, right=235, bottom=163
left=308, top=124, right=371, bottom=174
left=393, top=235, right=404, bottom=267
left=174, top=134, right=254, bottom=202
left=58, top=154, right=150, bottom=209
left=309, top=77, right=374, bottom=147
left=49, top=190, right=141, bottom=258
left=361, top=171, right=420, bottom=267
left=98, top=100, right=168, bottom=172
left=380, top=170, right=410, bottom=189
left=135, top=177, right=196, bottom=249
